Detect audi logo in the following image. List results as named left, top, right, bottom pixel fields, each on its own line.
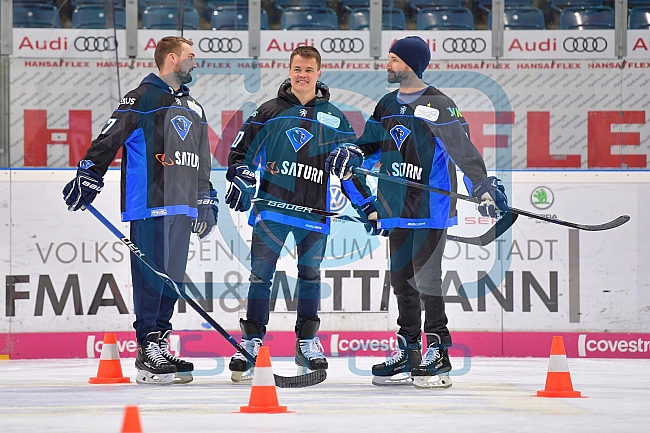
left=563, top=37, right=607, bottom=53
left=320, top=38, right=364, bottom=53
left=74, top=36, right=117, bottom=52
left=442, top=37, right=486, bottom=54
left=198, top=37, right=242, bottom=53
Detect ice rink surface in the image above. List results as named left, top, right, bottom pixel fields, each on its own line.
left=1, top=356, right=648, bottom=433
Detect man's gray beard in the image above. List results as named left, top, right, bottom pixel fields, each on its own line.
left=387, top=71, right=409, bottom=83
left=175, top=70, right=193, bottom=85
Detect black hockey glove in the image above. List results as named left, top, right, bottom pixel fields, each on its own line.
left=325, top=144, right=363, bottom=180
left=193, top=186, right=219, bottom=240
left=472, top=176, right=509, bottom=219
left=358, top=198, right=389, bottom=237
left=225, top=165, right=256, bottom=212
left=62, top=161, right=104, bottom=212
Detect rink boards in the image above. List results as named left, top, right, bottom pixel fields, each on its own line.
left=1, top=170, right=649, bottom=359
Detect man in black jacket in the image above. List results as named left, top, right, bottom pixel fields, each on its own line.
left=225, top=46, right=374, bottom=382
left=63, top=36, right=217, bottom=385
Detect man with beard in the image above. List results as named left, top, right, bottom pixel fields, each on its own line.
left=224, top=46, right=376, bottom=382
left=326, top=36, right=508, bottom=388
left=62, top=36, right=216, bottom=385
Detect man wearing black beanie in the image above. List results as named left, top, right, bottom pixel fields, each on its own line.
left=326, top=36, right=508, bottom=389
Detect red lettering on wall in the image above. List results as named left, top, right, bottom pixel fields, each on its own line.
left=527, top=112, right=581, bottom=168
left=463, top=111, right=515, bottom=156
left=209, top=111, right=244, bottom=167
left=342, top=110, right=366, bottom=138
left=24, top=110, right=92, bottom=167
left=588, top=111, right=646, bottom=168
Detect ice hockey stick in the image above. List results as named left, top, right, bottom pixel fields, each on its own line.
left=84, top=203, right=326, bottom=389
left=353, top=167, right=629, bottom=232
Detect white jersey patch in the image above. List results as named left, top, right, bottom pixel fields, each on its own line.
left=187, top=100, right=203, bottom=118
left=414, top=105, right=440, bottom=123
left=317, top=112, right=341, bottom=129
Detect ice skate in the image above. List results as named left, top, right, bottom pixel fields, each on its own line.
left=159, top=330, right=194, bottom=384
left=371, top=333, right=421, bottom=386
left=135, top=331, right=176, bottom=385
left=411, top=334, right=452, bottom=389
left=229, top=319, right=264, bottom=383
left=295, top=318, right=328, bottom=374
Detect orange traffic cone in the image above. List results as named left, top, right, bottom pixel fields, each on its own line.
left=89, top=333, right=131, bottom=384
left=239, top=346, right=292, bottom=413
left=121, top=405, right=143, bottom=433
left=536, top=336, right=585, bottom=398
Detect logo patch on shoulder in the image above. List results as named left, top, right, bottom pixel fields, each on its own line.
left=389, top=125, right=411, bottom=150
left=285, top=127, right=313, bottom=152
left=414, top=105, right=440, bottom=122
left=317, top=112, right=341, bottom=129
left=187, top=100, right=203, bottom=117
left=171, top=115, right=192, bottom=141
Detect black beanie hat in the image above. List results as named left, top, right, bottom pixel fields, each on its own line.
left=389, top=36, right=431, bottom=79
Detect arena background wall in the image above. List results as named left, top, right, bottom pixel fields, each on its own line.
left=1, top=29, right=649, bottom=361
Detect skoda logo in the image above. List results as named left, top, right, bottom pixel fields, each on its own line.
left=321, top=38, right=364, bottom=53
left=74, top=36, right=117, bottom=52
left=442, top=37, right=486, bottom=53
left=329, top=185, right=348, bottom=213
left=563, top=37, right=607, bottom=53
left=198, top=37, right=243, bottom=53
left=530, top=186, right=554, bottom=210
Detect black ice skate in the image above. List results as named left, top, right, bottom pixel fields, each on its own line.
left=135, top=331, right=177, bottom=385
left=371, top=333, right=422, bottom=386
left=411, top=333, right=452, bottom=389
left=229, top=319, right=264, bottom=383
left=159, top=330, right=194, bottom=384
left=295, top=318, right=328, bottom=374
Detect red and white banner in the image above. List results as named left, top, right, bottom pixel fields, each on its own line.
left=2, top=331, right=649, bottom=360
left=12, top=29, right=650, bottom=60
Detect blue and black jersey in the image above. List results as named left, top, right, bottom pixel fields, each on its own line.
left=356, top=86, right=487, bottom=230
left=81, top=73, right=211, bottom=222
left=228, top=79, right=370, bottom=234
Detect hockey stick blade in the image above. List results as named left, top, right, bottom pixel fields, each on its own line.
left=84, top=204, right=326, bottom=389
left=353, top=167, right=630, bottom=232
left=252, top=197, right=506, bottom=245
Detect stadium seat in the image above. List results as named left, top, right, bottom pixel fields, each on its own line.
left=409, top=0, right=462, bottom=12
left=629, top=0, right=650, bottom=7
left=550, top=0, right=603, bottom=13
left=417, top=7, right=475, bottom=30
left=348, top=8, right=407, bottom=30
left=139, top=0, right=192, bottom=6
left=341, top=0, right=395, bottom=11
left=13, top=4, right=60, bottom=28
left=281, top=8, right=338, bottom=29
left=211, top=7, right=270, bottom=30
left=478, top=0, right=531, bottom=12
left=73, top=5, right=126, bottom=29
left=142, top=5, right=201, bottom=29
left=629, top=6, right=650, bottom=28
left=560, top=6, right=614, bottom=29
left=14, top=0, right=54, bottom=4
left=488, top=6, right=545, bottom=29
left=276, top=0, right=328, bottom=10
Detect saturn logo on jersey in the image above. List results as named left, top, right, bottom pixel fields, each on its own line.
left=171, top=115, right=192, bottom=141
left=389, top=125, right=411, bottom=150
left=174, top=151, right=200, bottom=170
left=285, top=127, right=313, bottom=152
left=391, top=162, right=422, bottom=181
left=281, top=161, right=324, bottom=184
left=155, top=153, right=175, bottom=166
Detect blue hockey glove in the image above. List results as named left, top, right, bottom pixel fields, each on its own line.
left=225, top=164, right=256, bottom=212
left=62, top=162, right=104, bottom=212
left=472, top=176, right=509, bottom=218
left=358, top=198, right=389, bottom=237
left=325, top=144, right=363, bottom=180
left=193, top=186, right=219, bottom=240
